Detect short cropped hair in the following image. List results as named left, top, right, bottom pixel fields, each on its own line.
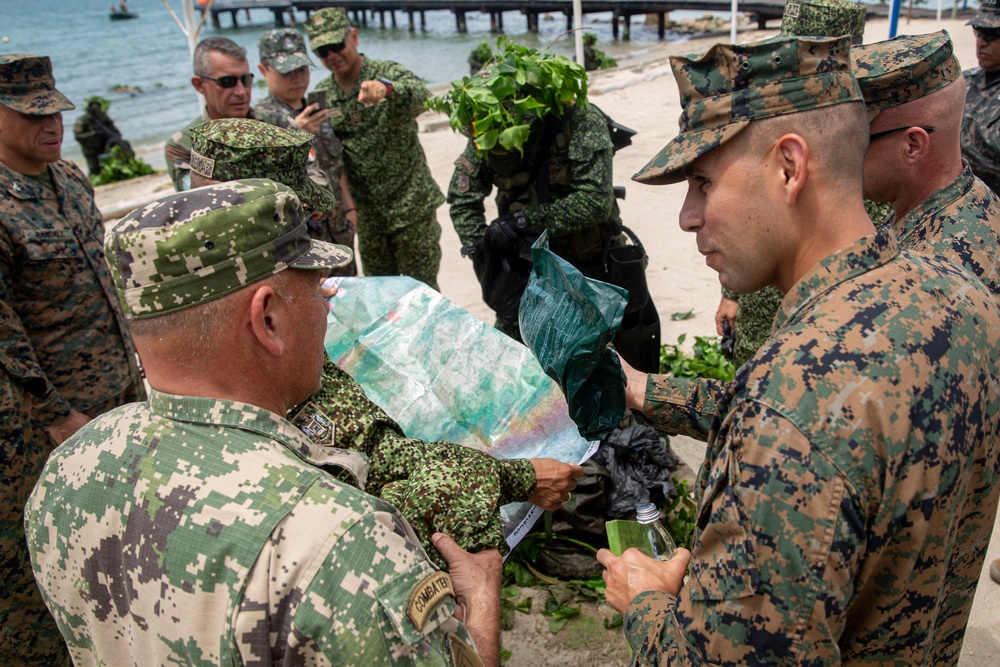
left=193, top=37, right=247, bottom=77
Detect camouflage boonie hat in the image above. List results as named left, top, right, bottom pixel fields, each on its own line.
left=0, top=54, right=74, bottom=115
left=851, top=30, right=960, bottom=121
left=304, top=7, right=352, bottom=51
left=633, top=35, right=863, bottom=185
left=105, top=179, right=353, bottom=320
left=969, top=0, right=1000, bottom=28
left=258, top=28, right=314, bottom=74
left=190, top=118, right=336, bottom=213
left=781, top=0, right=867, bottom=42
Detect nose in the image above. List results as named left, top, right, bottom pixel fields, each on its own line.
left=679, top=185, right=704, bottom=233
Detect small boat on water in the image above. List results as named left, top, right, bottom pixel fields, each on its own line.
left=109, top=11, right=139, bottom=20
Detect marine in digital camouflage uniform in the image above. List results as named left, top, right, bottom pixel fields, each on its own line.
left=961, top=0, right=1000, bottom=193
left=716, top=0, right=891, bottom=372
left=641, top=30, right=1000, bottom=442
left=185, top=121, right=574, bottom=568
left=446, top=55, right=622, bottom=340
left=254, top=27, right=358, bottom=274
left=605, top=36, right=1000, bottom=665
left=165, top=37, right=258, bottom=192
left=0, top=54, right=143, bottom=667
left=25, top=179, right=497, bottom=666
left=305, top=7, right=443, bottom=289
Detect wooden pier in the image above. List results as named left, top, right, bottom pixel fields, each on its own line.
left=206, top=0, right=966, bottom=40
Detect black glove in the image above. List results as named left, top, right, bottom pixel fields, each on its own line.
left=484, top=211, right=530, bottom=251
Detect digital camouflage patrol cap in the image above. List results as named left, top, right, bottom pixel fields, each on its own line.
left=969, top=0, right=1000, bottom=29
left=304, top=7, right=352, bottom=51
left=633, top=35, right=863, bottom=185
left=780, top=0, right=867, bottom=43
left=190, top=118, right=337, bottom=213
left=851, top=30, right=960, bottom=121
left=0, top=54, right=74, bottom=115
left=258, top=28, right=314, bottom=74
left=105, top=179, right=352, bottom=320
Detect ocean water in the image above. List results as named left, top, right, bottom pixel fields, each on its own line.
left=0, top=0, right=715, bottom=167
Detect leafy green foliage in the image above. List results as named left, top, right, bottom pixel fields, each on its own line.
left=583, top=33, right=617, bottom=71
left=663, top=478, right=697, bottom=551
left=670, top=309, right=695, bottom=321
left=659, top=333, right=735, bottom=381
left=90, top=144, right=155, bottom=186
left=428, top=36, right=588, bottom=157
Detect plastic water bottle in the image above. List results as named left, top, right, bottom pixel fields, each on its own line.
left=636, top=502, right=677, bottom=561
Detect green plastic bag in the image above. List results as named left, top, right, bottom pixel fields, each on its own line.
left=519, top=232, right=628, bottom=440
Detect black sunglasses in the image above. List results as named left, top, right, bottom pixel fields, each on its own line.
left=869, top=125, right=936, bottom=141
left=315, top=42, right=347, bottom=59
left=200, top=73, right=254, bottom=89
left=974, top=28, right=1000, bottom=43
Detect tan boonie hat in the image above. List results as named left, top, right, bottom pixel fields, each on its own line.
left=258, top=28, right=314, bottom=74
left=304, top=7, right=352, bottom=51
left=969, top=0, right=1000, bottom=29
left=190, top=118, right=336, bottom=213
left=851, top=30, right=960, bottom=121
left=0, top=54, right=75, bottom=115
left=781, top=0, right=867, bottom=42
left=633, top=35, right=862, bottom=185
left=105, top=179, right=352, bottom=320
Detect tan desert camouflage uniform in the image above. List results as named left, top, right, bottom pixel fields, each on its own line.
left=26, top=180, right=482, bottom=665
left=306, top=8, right=443, bottom=289
left=625, top=36, right=1000, bottom=665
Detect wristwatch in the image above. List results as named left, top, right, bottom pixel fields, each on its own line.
left=377, top=77, right=393, bottom=98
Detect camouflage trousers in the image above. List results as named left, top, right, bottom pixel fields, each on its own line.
left=356, top=210, right=442, bottom=291
left=308, top=208, right=358, bottom=277
left=0, top=376, right=70, bottom=667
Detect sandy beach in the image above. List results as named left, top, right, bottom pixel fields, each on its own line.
left=91, top=15, right=1000, bottom=665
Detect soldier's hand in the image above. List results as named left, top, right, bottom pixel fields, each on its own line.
left=432, top=533, right=501, bottom=667
left=527, top=459, right=584, bottom=510
left=596, top=547, right=691, bottom=614
left=358, top=79, right=389, bottom=106
left=484, top=211, right=529, bottom=251
left=295, top=104, right=329, bottom=134
left=715, top=296, right=738, bottom=336
left=47, top=409, right=91, bottom=445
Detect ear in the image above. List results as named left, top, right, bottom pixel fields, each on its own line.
left=902, top=127, right=932, bottom=164
left=247, top=283, right=287, bottom=358
left=258, top=62, right=268, bottom=76
left=191, top=76, right=207, bottom=96
left=773, top=133, right=809, bottom=206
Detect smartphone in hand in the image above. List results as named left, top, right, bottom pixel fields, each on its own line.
left=306, top=90, right=327, bottom=110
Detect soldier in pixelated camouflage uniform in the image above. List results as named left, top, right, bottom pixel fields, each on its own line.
left=446, top=48, right=622, bottom=341
left=636, top=30, right=1000, bottom=444
left=0, top=54, right=145, bottom=667
left=600, top=35, right=1000, bottom=665
left=961, top=0, right=1000, bottom=194
left=715, top=0, right=893, bottom=371
left=187, top=117, right=583, bottom=568
left=305, top=8, right=443, bottom=289
left=25, top=179, right=504, bottom=666
left=254, top=27, right=358, bottom=274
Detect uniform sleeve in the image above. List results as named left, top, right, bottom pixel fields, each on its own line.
left=378, top=60, right=433, bottom=121
left=521, top=105, right=615, bottom=236
left=446, top=141, right=493, bottom=246
left=641, top=374, right=721, bottom=442
left=624, top=400, right=865, bottom=665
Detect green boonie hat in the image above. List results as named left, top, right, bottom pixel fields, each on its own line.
left=105, top=179, right=353, bottom=320
left=0, top=54, right=75, bottom=115
left=781, top=0, right=867, bottom=41
left=259, top=28, right=314, bottom=74
left=969, top=0, right=1000, bottom=29
left=304, top=7, right=352, bottom=51
left=851, top=30, right=960, bottom=121
left=633, top=35, right=862, bottom=185
left=190, top=118, right=336, bottom=213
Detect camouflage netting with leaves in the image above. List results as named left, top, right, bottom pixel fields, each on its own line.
left=427, top=36, right=588, bottom=157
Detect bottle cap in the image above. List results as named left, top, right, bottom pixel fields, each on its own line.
left=636, top=503, right=658, bottom=523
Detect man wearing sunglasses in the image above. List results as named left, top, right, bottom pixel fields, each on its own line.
left=164, top=37, right=259, bottom=192
left=962, top=0, right=1000, bottom=195
left=304, top=7, right=444, bottom=290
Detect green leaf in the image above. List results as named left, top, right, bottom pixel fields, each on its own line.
left=670, top=309, right=695, bottom=321
left=515, top=597, right=533, bottom=613
left=497, top=124, right=532, bottom=154
left=604, top=612, right=624, bottom=629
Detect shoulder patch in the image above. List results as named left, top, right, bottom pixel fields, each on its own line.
left=407, top=571, right=454, bottom=631
left=448, top=633, right=485, bottom=667
left=456, top=155, right=475, bottom=173
left=288, top=402, right=335, bottom=445
left=457, top=172, right=470, bottom=193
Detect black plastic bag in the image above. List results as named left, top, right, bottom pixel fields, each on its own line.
left=592, top=424, right=680, bottom=518
left=519, top=232, right=627, bottom=440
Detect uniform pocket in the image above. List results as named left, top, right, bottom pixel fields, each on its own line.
left=688, top=442, right=760, bottom=601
